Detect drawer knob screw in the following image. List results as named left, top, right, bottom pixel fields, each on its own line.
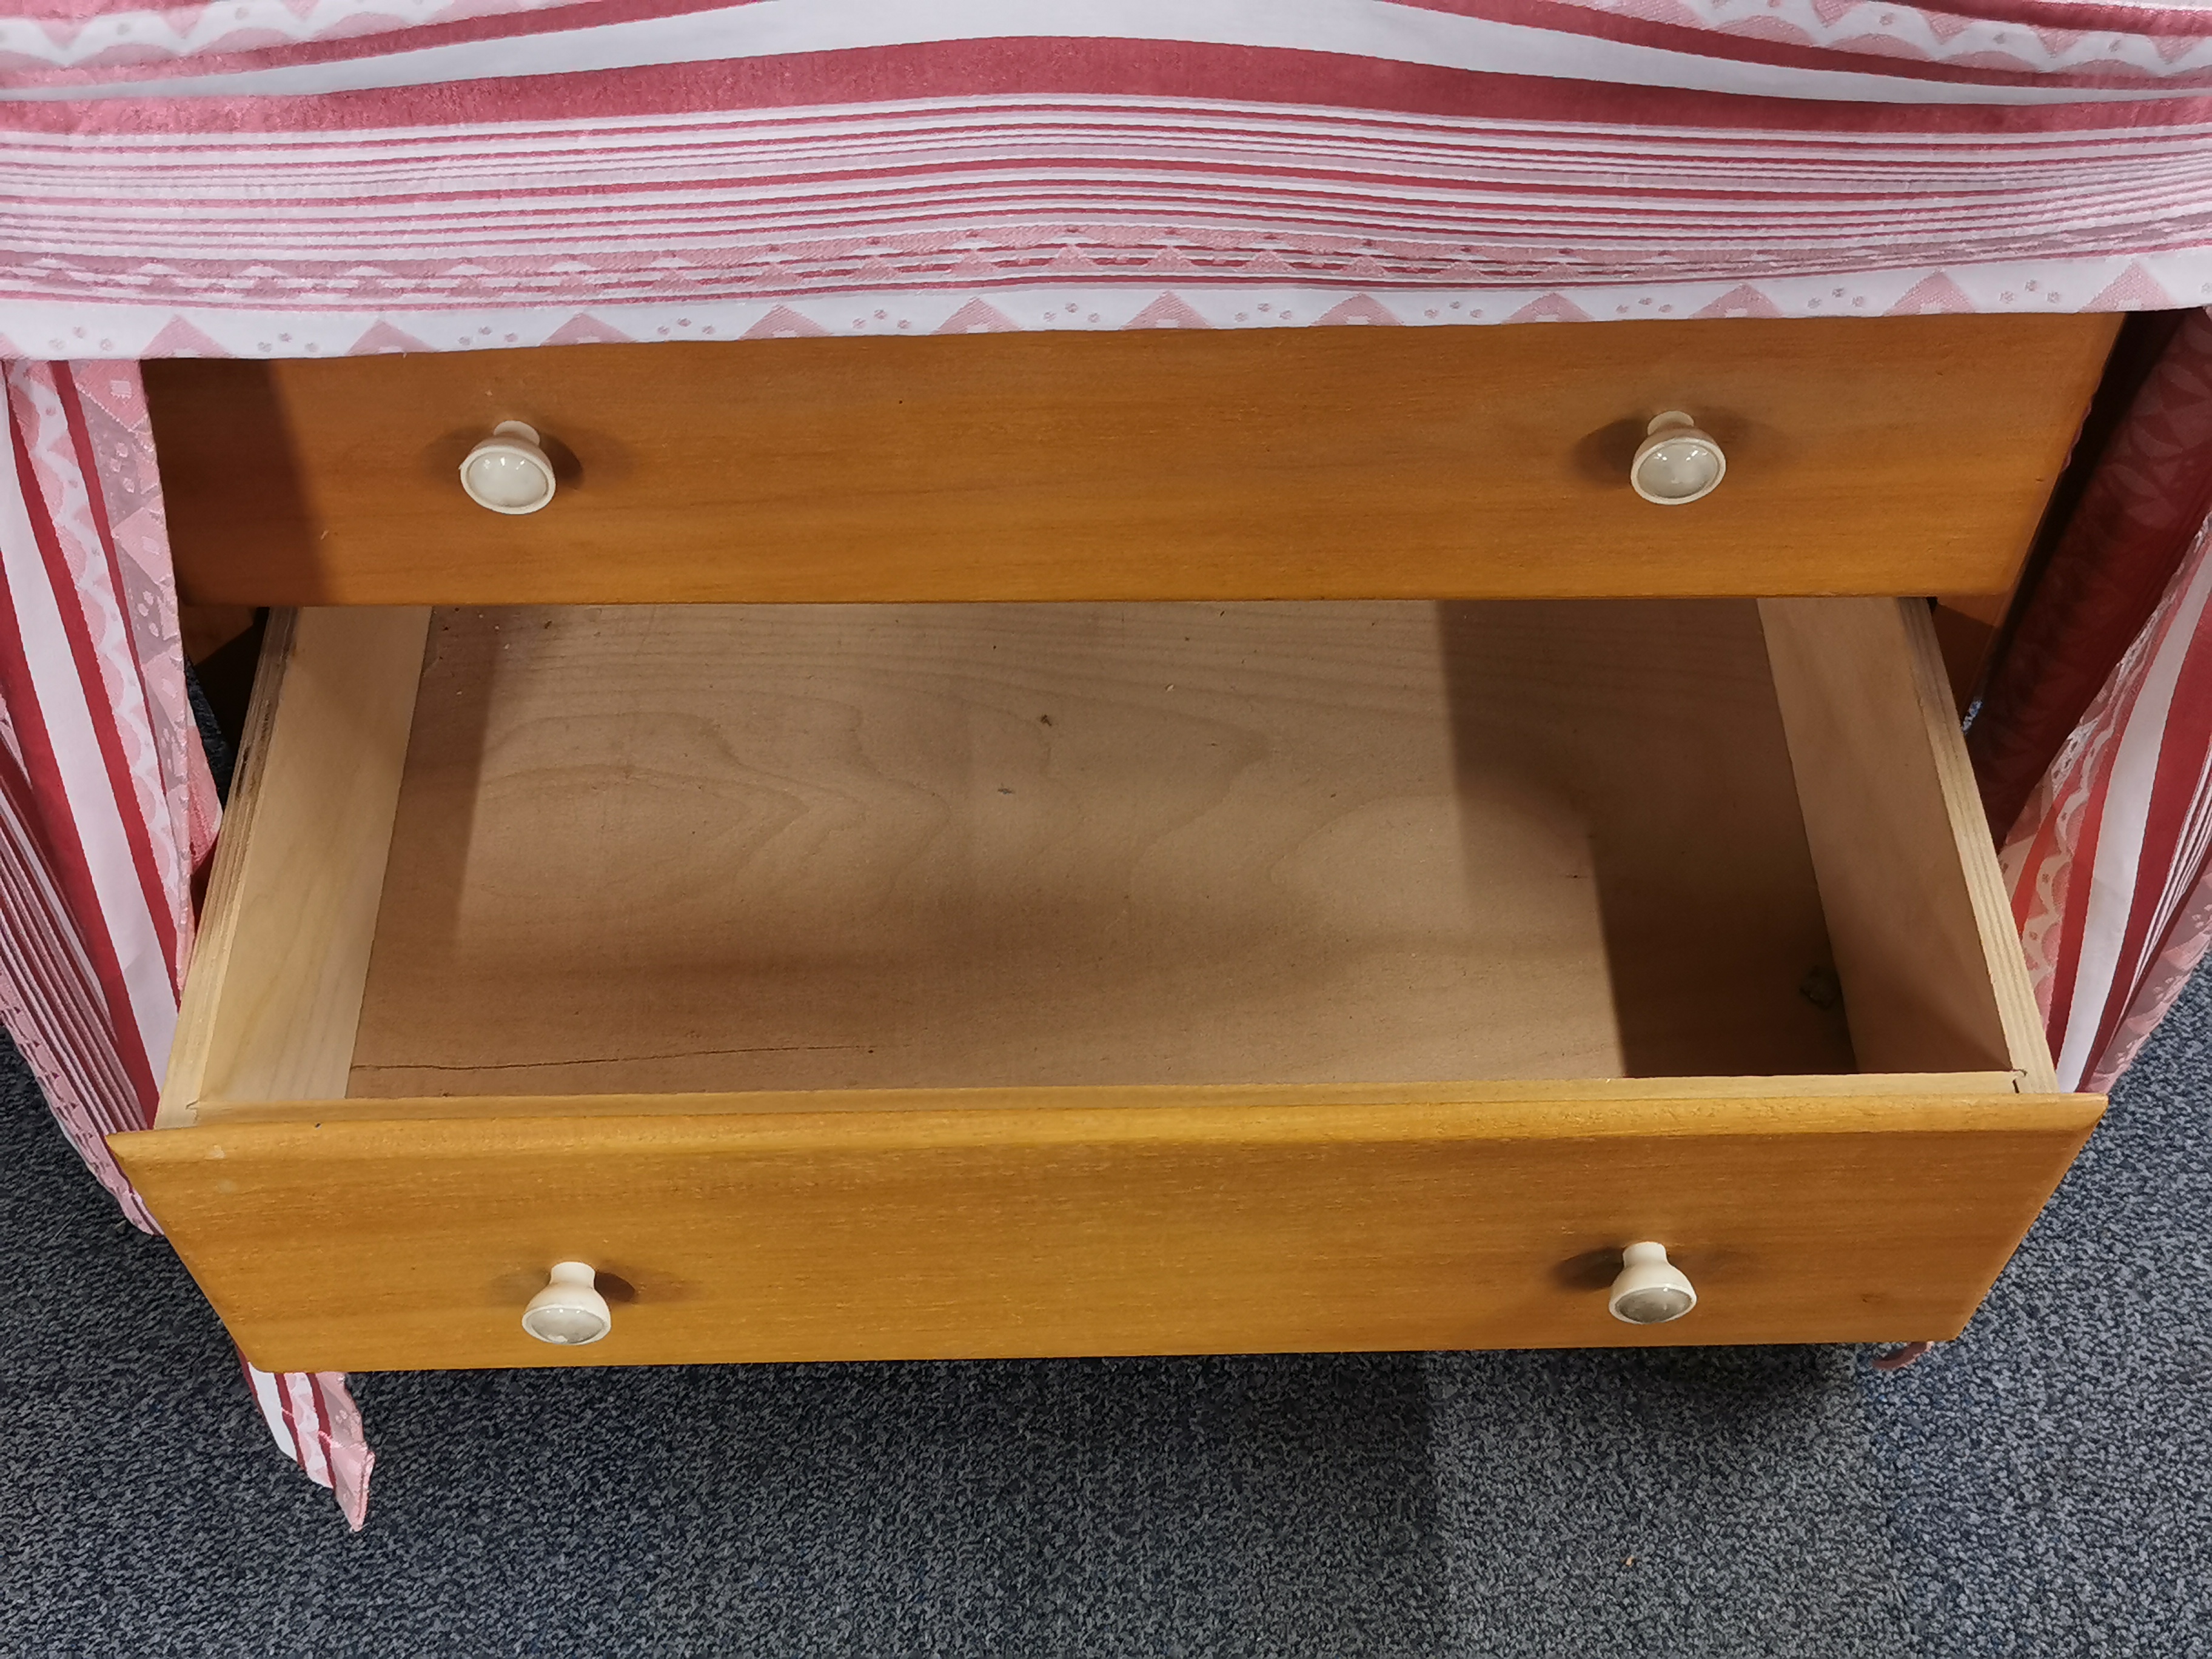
left=1609, top=1241, right=1698, bottom=1325
left=1630, top=412, right=1726, bottom=506
left=460, top=420, right=557, bottom=515
left=521, top=1261, right=612, bottom=1345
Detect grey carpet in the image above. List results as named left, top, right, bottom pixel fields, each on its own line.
left=4, top=970, right=2208, bottom=1656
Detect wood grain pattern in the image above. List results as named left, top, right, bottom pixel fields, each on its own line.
left=110, top=1088, right=2103, bottom=1373
left=158, top=606, right=429, bottom=1126
left=1759, top=598, right=2058, bottom=1088
left=144, top=315, right=2117, bottom=608
left=183, top=1072, right=2037, bottom=1128
left=132, top=592, right=2097, bottom=1372
left=343, top=600, right=1854, bottom=1098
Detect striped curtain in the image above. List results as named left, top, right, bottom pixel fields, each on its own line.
left=1990, top=309, right=2212, bottom=1093
left=0, top=360, right=202, bottom=1225
left=0, top=360, right=371, bottom=1529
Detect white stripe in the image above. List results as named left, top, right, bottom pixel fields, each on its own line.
left=244, top=1362, right=298, bottom=1459
left=0, top=809, right=129, bottom=1104
left=284, top=1372, right=333, bottom=1484
left=2057, top=537, right=2212, bottom=1088
left=0, top=407, right=176, bottom=1086
left=4, top=0, right=2198, bottom=104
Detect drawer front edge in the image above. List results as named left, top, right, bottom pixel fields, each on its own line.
left=112, top=1090, right=2103, bottom=1372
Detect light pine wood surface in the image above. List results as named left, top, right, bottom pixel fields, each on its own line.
left=1760, top=598, right=2058, bottom=1088
left=145, top=315, right=2117, bottom=607
left=343, top=600, right=1854, bottom=1097
left=181, top=1073, right=2038, bottom=1128
left=112, top=1089, right=2102, bottom=1373
left=158, top=607, right=429, bottom=1124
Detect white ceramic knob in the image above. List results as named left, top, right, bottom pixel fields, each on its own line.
left=521, top=1261, right=611, bottom=1345
left=460, top=420, right=557, bottom=515
left=1630, top=412, right=1726, bottom=506
left=1608, top=1241, right=1697, bottom=1325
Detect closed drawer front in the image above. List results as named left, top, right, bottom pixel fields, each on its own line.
left=145, top=314, right=2114, bottom=608
left=115, top=594, right=2098, bottom=1372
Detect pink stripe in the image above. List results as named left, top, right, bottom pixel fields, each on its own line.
left=5, top=40, right=2212, bottom=140
left=2048, top=523, right=2212, bottom=1085
left=2044, top=780, right=2106, bottom=1068
left=2080, top=595, right=2212, bottom=1067
left=0, top=423, right=158, bottom=1107
left=270, top=1366, right=304, bottom=1467
left=313, top=1373, right=374, bottom=1530
left=288, top=1372, right=333, bottom=1487
left=0, top=845, right=133, bottom=1128
left=13, top=0, right=2202, bottom=97
left=2083, top=851, right=2212, bottom=1093
left=0, top=751, right=154, bottom=1221
left=16, top=426, right=179, bottom=1057
left=49, top=368, right=179, bottom=982
left=0, top=796, right=158, bottom=1153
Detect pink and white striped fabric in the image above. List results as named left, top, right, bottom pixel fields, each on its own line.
left=0, top=358, right=370, bottom=1527
left=2, top=0, right=2211, bottom=1527
left=2000, top=307, right=2212, bottom=1093
left=240, top=1357, right=375, bottom=1527
left=1, top=0, right=2211, bottom=356
left=0, top=358, right=203, bottom=1228
left=2006, top=508, right=2212, bottom=1091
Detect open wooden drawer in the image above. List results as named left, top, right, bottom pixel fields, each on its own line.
left=113, top=596, right=2100, bottom=1373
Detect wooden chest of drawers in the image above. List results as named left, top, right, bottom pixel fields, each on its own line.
left=114, top=313, right=2114, bottom=1372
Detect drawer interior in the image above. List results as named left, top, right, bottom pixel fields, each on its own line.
left=129, top=591, right=2086, bottom=1372
left=356, top=598, right=1846, bottom=1094
left=162, top=594, right=2052, bottom=1121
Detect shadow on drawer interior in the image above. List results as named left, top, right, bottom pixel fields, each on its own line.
left=164, top=594, right=2049, bottom=1113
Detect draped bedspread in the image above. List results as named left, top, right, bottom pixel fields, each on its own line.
left=3, top=0, right=2210, bottom=1526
